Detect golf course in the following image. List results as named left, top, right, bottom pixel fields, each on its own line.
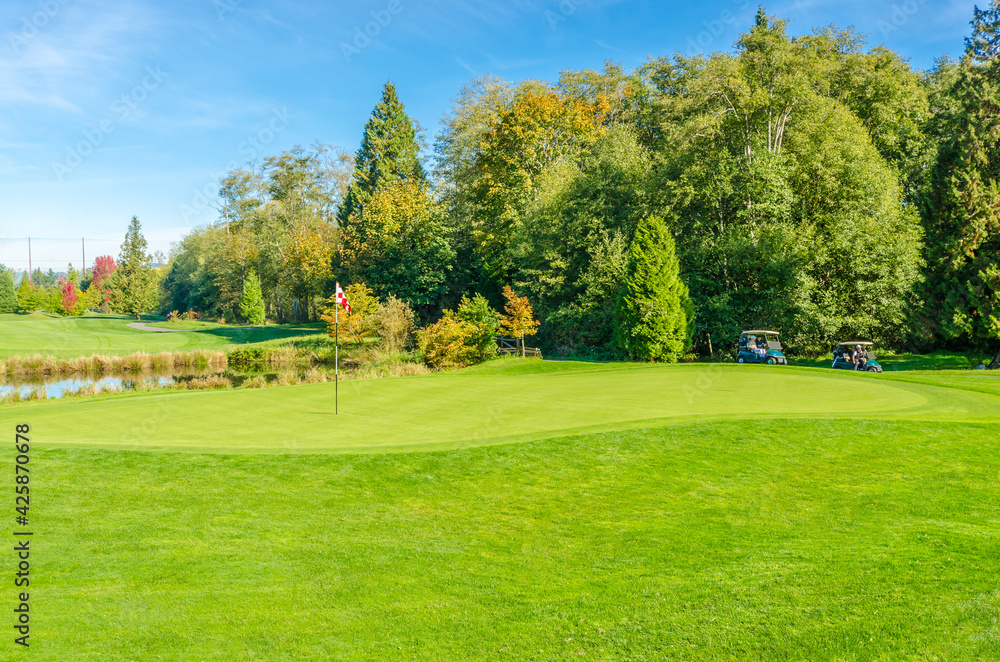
left=2, top=331, right=998, bottom=659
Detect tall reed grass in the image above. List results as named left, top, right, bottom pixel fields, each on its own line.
left=0, top=350, right=227, bottom=383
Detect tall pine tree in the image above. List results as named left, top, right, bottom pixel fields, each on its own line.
left=337, top=81, right=425, bottom=227
left=614, top=215, right=695, bottom=362
left=337, top=82, right=453, bottom=311
left=920, top=0, right=1000, bottom=365
left=109, top=216, right=158, bottom=320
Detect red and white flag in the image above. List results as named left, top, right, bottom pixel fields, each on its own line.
left=336, top=283, right=351, bottom=313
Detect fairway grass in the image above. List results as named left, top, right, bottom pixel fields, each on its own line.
left=4, top=361, right=999, bottom=660
left=0, top=312, right=323, bottom=358
left=4, top=362, right=996, bottom=453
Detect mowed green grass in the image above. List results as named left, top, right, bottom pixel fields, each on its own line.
left=0, top=312, right=324, bottom=358
left=4, top=362, right=1000, bottom=660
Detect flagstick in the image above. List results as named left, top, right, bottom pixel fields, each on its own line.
left=335, top=304, right=339, bottom=415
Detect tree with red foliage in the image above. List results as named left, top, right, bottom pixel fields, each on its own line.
left=61, top=280, right=79, bottom=314
left=90, top=255, right=116, bottom=307
left=92, top=255, right=116, bottom=287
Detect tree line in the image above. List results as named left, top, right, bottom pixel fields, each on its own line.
left=5, top=4, right=998, bottom=366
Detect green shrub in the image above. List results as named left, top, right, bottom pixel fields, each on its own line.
left=418, top=313, right=480, bottom=369
left=456, top=294, right=501, bottom=362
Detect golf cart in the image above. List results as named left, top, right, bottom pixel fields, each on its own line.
left=832, top=341, right=882, bottom=373
left=736, top=330, right=787, bottom=365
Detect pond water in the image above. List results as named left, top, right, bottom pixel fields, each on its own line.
left=0, top=367, right=337, bottom=400
left=0, top=376, right=177, bottom=399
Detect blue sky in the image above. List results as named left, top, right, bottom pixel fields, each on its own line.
left=0, top=0, right=977, bottom=272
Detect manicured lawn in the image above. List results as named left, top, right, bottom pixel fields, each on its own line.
left=3, top=361, right=999, bottom=659
left=0, top=312, right=324, bottom=358
left=10, top=362, right=985, bottom=453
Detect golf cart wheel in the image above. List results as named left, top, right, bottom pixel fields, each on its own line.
left=737, top=356, right=746, bottom=364
left=867, top=366, right=879, bottom=373
left=766, top=357, right=775, bottom=365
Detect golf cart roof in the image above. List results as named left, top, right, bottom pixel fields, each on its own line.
left=742, top=330, right=780, bottom=335
left=837, top=341, right=873, bottom=346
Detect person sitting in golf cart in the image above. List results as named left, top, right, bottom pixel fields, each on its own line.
left=747, top=335, right=766, bottom=362
left=853, top=344, right=867, bottom=370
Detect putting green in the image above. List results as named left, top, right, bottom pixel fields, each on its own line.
left=6, top=362, right=997, bottom=454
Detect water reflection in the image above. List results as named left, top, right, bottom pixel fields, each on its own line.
left=0, top=376, right=176, bottom=399
left=0, top=367, right=336, bottom=401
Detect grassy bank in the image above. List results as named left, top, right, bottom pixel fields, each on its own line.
left=0, top=312, right=325, bottom=359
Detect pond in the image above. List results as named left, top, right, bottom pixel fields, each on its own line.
left=0, top=367, right=338, bottom=401
left=0, top=376, right=176, bottom=399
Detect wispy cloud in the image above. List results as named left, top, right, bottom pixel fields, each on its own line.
left=0, top=2, right=157, bottom=112
left=455, top=55, right=479, bottom=76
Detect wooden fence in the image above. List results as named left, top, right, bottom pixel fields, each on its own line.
left=497, top=337, right=543, bottom=359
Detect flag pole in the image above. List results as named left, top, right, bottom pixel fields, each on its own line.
left=335, top=304, right=339, bottom=415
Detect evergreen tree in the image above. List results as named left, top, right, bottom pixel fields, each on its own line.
left=0, top=268, right=17, bottom=313
left=15, top=274, right=36, bottom=312
left=337, top=81, right=424, bottom=227
left=614, top=216, right=694, bottom=362
left=239, top=270, right=266, bottom=325
left=338, top=83, right=453, bottom=311
left=109, top=216, right=158, bottom=320
left=920, top=0, right=1000, bottom=363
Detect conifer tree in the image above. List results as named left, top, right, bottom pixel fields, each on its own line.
left=920, top=0, right=1000, bottom=364
left=0, top=269, right=17, bottom=313
left=337, top=81, right=425, bottom=226
left=109, top=216, right=158, bottom=320
left=337, top=82, right=453, bottom=310
left=614, top=215, right=694, bottom=362
left=15, top=274, right=36, bottom=312
left=239, top=270, right=266, bottom=325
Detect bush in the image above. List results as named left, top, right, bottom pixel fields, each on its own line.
left=227, top=346, right=269, bottom=366
left=376, top=295, right=416, bottom=353
left=418, top=313, right=480, bottom=369
left=456, top=294, right=501, bottom=362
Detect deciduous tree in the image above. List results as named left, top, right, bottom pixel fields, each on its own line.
left=500, top=286, right=539, bottom=356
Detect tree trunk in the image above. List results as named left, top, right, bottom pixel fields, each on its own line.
left=990, top=349, right=1000, bottom=370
